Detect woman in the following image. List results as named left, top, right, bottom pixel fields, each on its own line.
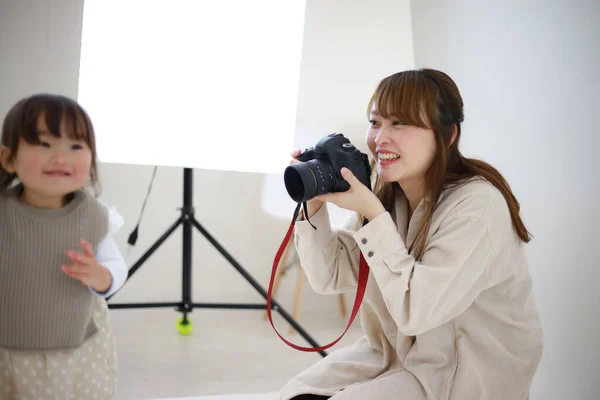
left=280, top=69, right=543, bottom=399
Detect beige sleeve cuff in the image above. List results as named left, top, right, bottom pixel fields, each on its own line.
left=294, top=203, right=335, bottom=248
left=352, top=211, right=412, bottom=292
left=292, top=204, right=362, bottom=294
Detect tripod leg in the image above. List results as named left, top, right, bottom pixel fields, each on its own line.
left=176, top=209, right=194, bottom=334
left=107, top=217, right=183, bottom=303
left=176, top=167, right=194, bottom=335
left=191, top=218, right=327, bottom=357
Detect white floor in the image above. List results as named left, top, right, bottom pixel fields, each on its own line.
left=109, top=306, right=363, bottom=399
left=153, top=394, right=279, bottom=400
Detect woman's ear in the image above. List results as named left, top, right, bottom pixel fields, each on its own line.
left=0, top=146, right=15, bottom=173
left=449, top=125, right=458, bottom=147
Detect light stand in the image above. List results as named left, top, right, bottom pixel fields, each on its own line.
left=107, top=167, right=327, bottom=358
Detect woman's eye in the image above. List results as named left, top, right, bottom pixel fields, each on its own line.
left=39, top=141, right=50, bottom=148
left=392, top=121, right=404, bottom=126
left=71, top=144, right=83, bottom=150
left=369, top=120, right=378, bottom=126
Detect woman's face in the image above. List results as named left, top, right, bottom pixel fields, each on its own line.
left=366, top=107, right=437, bottom=187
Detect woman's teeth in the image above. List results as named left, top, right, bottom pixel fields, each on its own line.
left=378, top=153, right=400, bottom=160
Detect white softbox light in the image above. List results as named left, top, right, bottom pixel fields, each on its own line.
left=78, top=0, right=306, bottom=174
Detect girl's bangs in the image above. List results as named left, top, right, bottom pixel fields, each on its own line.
left=20, top=97, right=92, bottom=144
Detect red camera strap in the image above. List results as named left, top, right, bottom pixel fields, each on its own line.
left=266, top=211, right=370, bottom=352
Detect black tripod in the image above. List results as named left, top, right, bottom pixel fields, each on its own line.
left=107, top=167, right=327, bottom=357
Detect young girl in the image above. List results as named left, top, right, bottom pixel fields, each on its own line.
left=0, top=93, right=127, bottom=399
left=280, top=69, right=544, bottom=399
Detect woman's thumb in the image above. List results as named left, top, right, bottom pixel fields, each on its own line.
left=341, top=167, right=355, bottom=183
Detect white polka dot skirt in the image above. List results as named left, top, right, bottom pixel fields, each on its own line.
left=0, top=297, right=117, bottom=400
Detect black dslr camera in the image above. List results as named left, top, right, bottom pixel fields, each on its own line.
left=284, top=133, right=372, bottom=203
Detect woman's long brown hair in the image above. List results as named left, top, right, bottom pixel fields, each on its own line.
left=364, top=69, right=531, bottom=260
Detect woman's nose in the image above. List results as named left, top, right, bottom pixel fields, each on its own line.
left=374, top=127, right=392, bottom=145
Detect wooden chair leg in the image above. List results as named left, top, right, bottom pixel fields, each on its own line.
left=289, top=266, right=306, bottom=334
left=268, top=241, right=347, bottom=333
left=264, top=238, right=292, bottom=320
left=288, top=271, right=347, bottom=334
left=338, top=293, right=347, bottom=318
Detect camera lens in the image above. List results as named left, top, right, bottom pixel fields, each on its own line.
left=284, top=160, right=336, bottom=203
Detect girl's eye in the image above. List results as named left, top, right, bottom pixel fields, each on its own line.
left=71, top=144, right=83, bottom=150
left=392, top=121, right=404, bottom=126
left=369, top=120, right=378, bottom=126
left=39, top=141, right=50, bottom=148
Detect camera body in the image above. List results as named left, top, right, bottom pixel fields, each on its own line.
left=284, top=133, right=372, bottom=203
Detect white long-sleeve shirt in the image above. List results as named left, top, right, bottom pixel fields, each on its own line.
left=90, top=201, right=128, bottom=298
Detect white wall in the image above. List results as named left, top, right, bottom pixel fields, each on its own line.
left=6, top=1, right=595, bottom=398
left=0, top=0, right=413, bottom=335
left=266, top=0, right=414, bottom=228
left=410, top=1, right=600, bottom=399
left=0, top=0, right=85, bottom=111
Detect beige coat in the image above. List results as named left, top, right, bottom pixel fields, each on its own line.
left=279, top=178, right=543, bottom=400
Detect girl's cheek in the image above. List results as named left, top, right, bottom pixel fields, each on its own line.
left=75, top=153, right=92, bottom=175
left=23, top=154, right=44, bottom=171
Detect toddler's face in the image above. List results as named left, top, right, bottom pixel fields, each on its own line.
left=5, top=115, right=92, bottom=205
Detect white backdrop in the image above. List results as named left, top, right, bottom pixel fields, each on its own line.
left=78, top=0, right=306, bottom=173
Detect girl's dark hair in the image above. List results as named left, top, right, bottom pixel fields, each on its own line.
left=365, top=69, right=531, bottom=259
left=0, top=93, right=100, bottom=194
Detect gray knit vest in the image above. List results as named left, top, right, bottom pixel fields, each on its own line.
left=0, top=186, right=108, bottom=350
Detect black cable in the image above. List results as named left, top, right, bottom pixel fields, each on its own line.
left=127, top=166, right=158, bottom=246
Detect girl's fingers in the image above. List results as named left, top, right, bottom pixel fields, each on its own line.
left=62, top=263, right=89, bottom=275
left=79, top=240, right=95, bottom=257
left=65, top=273, right=88, bottom=281
left=65, top=250, right=92, bottom=265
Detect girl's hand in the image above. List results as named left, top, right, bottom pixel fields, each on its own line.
left=315, top=167, right=386, bottom=221
left=62, top=240, right=112, bottom=293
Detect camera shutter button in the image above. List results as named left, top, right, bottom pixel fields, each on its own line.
left=361, top=238, right=367, bottom=244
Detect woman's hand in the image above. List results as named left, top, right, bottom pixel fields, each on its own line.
left=62, top=240, right=112, bottom=293
left=315, top=167, right=386, bottom=221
